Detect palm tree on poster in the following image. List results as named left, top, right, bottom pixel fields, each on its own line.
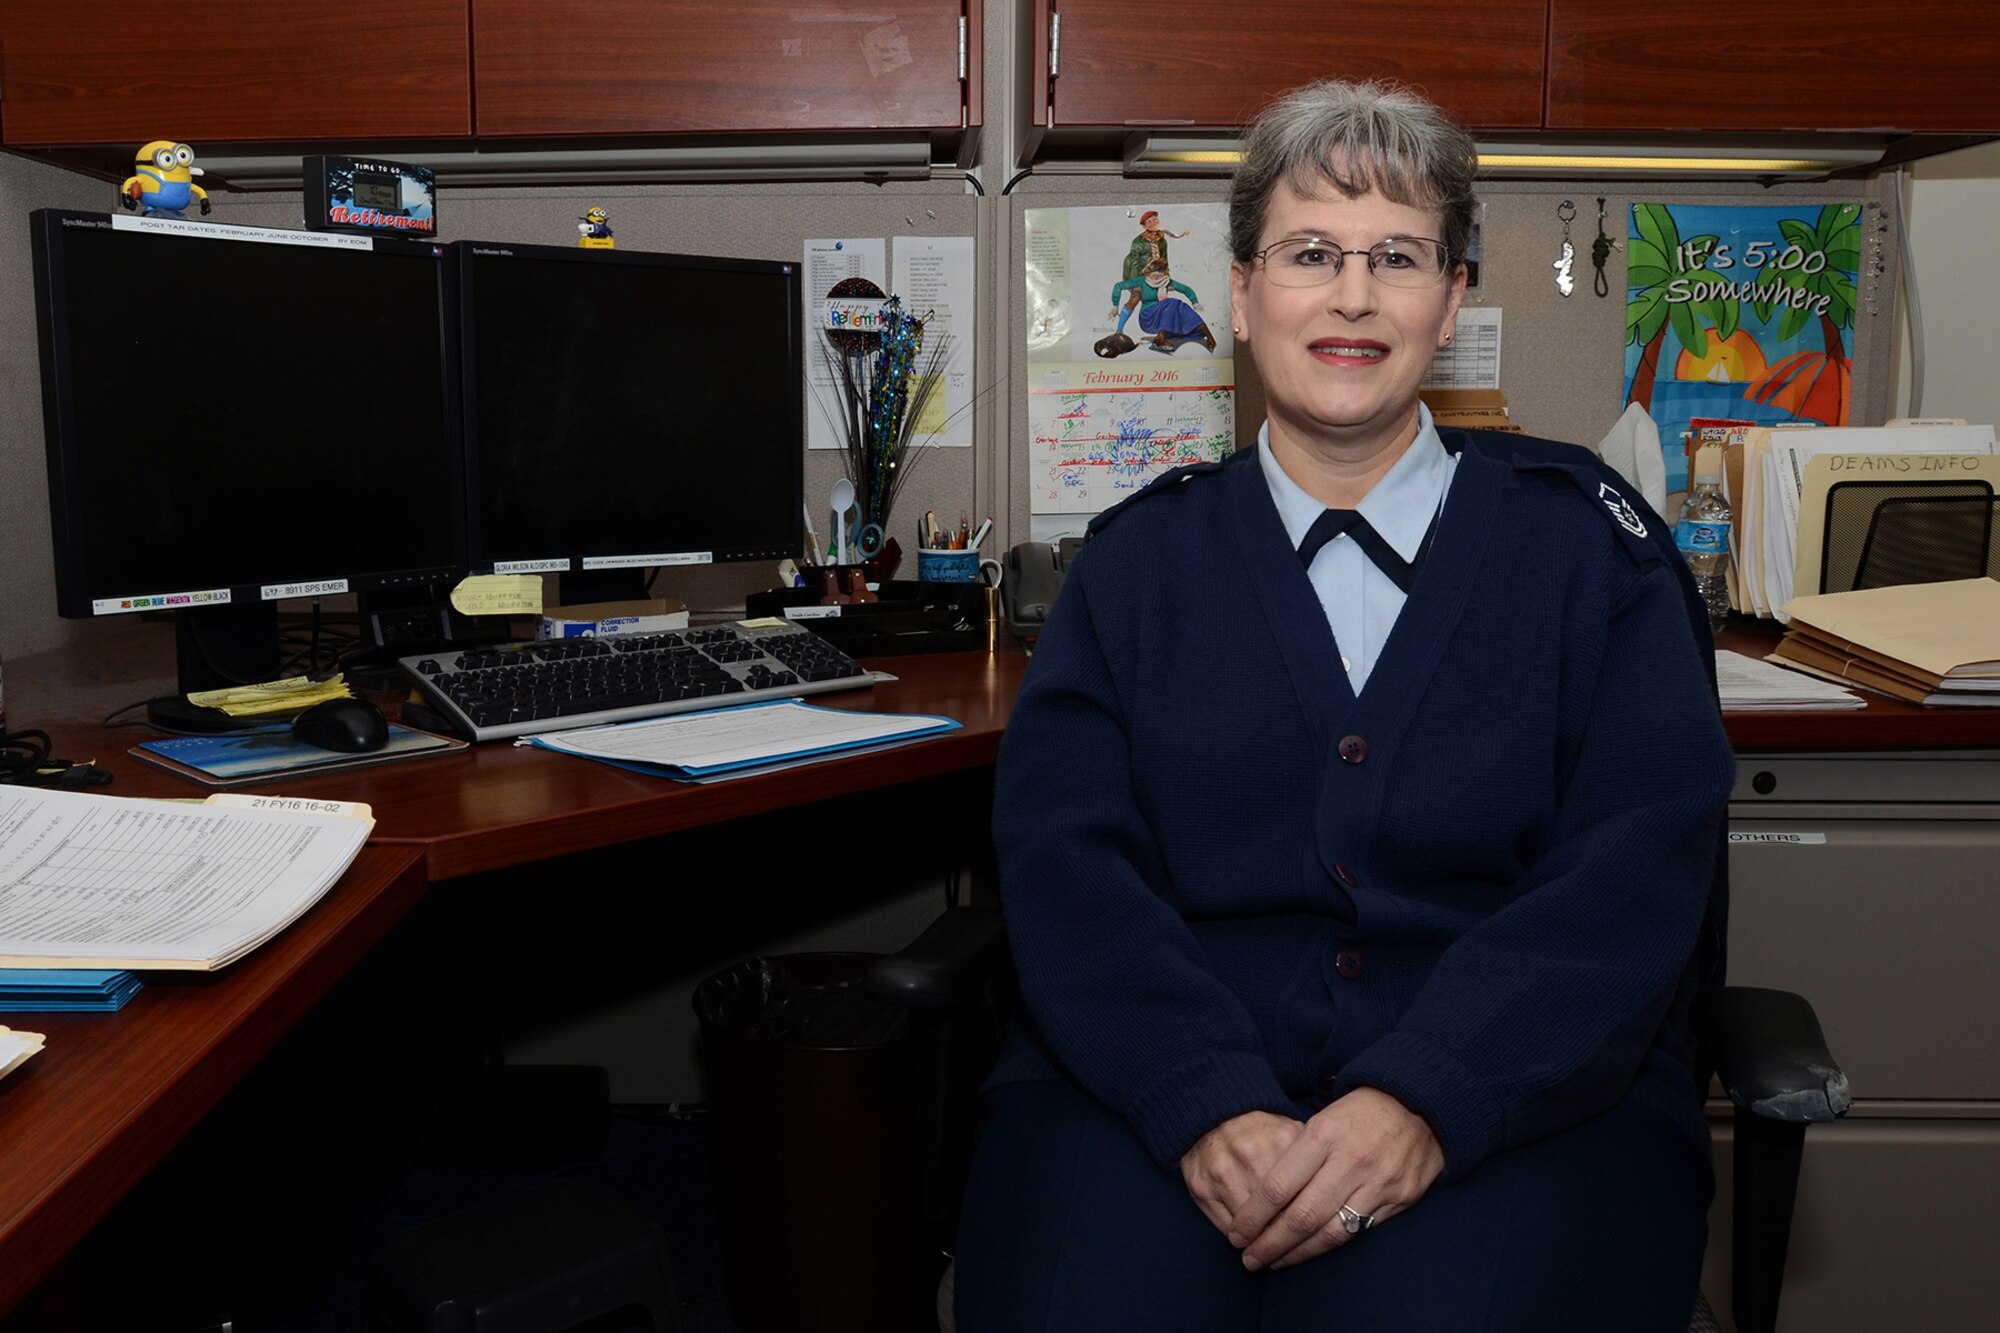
left=1740, top=204, right=1862, bottom=425
left=1625, top=203, right=1732, bottom=411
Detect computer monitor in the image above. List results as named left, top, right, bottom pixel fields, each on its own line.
left=31, top=210, right=463, bottom=725
left=453, top=239, right=803, bottom=602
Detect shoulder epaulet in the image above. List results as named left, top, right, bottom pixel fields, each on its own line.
left=1083, top=451, right=1246, bottom=538
left=1507, top=454, right=1667, bottom=570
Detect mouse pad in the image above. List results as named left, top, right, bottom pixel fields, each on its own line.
left=130, top=724, right=465, bottom=789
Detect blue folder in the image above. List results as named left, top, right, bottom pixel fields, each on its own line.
left=0, top=969, right=143, bottom=1013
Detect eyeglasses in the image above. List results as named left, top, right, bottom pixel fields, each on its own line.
left=1252, top=236, right=1452, bottom=289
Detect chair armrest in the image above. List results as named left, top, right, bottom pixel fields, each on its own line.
left=1697, top=986, right=1852, bottom=1123
left=865, top=906, right=1009, bottom=1012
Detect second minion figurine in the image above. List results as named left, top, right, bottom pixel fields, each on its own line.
left=577, top=207, right=614, bottom=249
left=122, top=141, right=210, bottom=218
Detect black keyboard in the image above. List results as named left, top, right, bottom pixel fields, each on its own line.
left=398, top=622, right=873, bottom=742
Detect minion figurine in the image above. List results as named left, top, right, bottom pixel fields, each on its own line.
left=577, top=207, right=614, bottom=249
left=121, top=141, right=210, bottom=218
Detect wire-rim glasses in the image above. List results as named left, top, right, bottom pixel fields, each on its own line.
left=1252, top=236, right=1452, bottom=289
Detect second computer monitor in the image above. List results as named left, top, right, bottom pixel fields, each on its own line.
left=456, top=240, right=804, bottom=593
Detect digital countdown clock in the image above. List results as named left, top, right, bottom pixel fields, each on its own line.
left=303, top=155, right=437, bottom=236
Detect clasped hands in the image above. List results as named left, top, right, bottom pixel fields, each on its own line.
left=1179, top=1087, right=1444, bottom=1271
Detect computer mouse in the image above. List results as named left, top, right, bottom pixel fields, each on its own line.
left=291, top=697, right=390, bottom=753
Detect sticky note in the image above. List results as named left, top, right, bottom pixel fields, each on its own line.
left=451, top=574, right=543, bottom=617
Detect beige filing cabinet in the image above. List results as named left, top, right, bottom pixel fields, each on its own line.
left=1700, top=750, right=2000, bottom=1331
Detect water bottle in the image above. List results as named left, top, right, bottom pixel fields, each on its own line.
left=1675, top=448, right=1733, bottom=637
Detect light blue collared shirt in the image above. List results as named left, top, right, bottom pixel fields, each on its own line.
left=1257, top=403, right=1459, bottom=693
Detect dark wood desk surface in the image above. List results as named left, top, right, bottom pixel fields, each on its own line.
left=7, top=623, right=1029, bottom=881
left=0, top=844, right=428, bottom=1318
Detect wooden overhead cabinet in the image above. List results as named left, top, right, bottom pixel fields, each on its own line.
left=472, top=0, right=976, bottom=137
left=0, top=0, right=472, bottom=146
left=1029, top=0, right=1547, bottom=136
left=1547, top=0, right=2000, bottom=133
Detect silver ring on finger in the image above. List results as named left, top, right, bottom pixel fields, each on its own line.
left=1338, top=1204, right=1374, bottom=1235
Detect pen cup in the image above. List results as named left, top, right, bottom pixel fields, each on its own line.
left=917, top=547, right=1001, bottom=586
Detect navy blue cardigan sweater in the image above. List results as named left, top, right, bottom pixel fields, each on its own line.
left=989, top=432, right=1735, bottom=1181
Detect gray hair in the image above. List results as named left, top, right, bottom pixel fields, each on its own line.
left=1227, top=80, right=1479, bottom=268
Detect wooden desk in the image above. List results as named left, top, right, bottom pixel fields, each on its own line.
left=0, top=844, right=428, bottom=1318
left=0, top=631, right=1025, bottom=1319
left=8, top=625, right=1027, bottom=881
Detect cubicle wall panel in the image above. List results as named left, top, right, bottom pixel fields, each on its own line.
left=1702, top=1117, right=2000, bottom=1332
left=1726, top=816, right=2000, bottom=1101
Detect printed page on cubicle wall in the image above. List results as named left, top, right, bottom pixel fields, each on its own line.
left=805, top=236, right=977, bottom=451
left=1023, top=203, right=1235, bottom=542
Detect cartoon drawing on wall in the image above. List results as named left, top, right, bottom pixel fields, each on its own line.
left=120, top=141, right=209, bottom=218
left=1625, top=202, right=1860, bottom=490
left=1100, top=258, right=1217, bottom=357
left=1096, top=210, right=1204, bottom=358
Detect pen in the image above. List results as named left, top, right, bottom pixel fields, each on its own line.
left=968, top=516, right=993, bottom=551
left=959, top=512, right=970, bottom=549
left=802, top=503, right=822, bottom=567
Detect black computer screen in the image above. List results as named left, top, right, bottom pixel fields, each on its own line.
left=31, top=211, right=461, bottom=618
left=457, top=241, right=803, bottom=574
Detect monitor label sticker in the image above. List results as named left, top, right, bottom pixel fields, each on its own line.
left=92, top=588, right=233, bottom=616
left=494, top=558, right=571, bottom=574
left=581, top=552, right=713, bottom=569
left=261, top=578, right=350, bottom=601
left=111, top=214, right=373, bottom=251
left=783, top=605, right=842, bottom=620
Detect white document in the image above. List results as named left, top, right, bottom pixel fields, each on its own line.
left=0, top=1025, right=45, bottom=1082
left=890, top=236, right=977, bottom=447
left=804, top=237, right=888, bottom=452
left=0, top=788, right=374, bottom=970
left=524, top=699, right=959, bottom=777
left=1421, top=307, right=1502, bottom=389
left=1716, top=650, right=1864, bottom=711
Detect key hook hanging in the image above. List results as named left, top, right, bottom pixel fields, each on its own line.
left=1591, top=198, right=1614, bottom=298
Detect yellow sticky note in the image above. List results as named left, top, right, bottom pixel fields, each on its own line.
left=451, top=574, right=543, bottom=617
left=737, top=617, right=790, bottom=629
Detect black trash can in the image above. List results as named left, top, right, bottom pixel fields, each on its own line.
left=693, top=952, right=925, bottom=1333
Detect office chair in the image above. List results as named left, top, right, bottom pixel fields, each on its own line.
left=867, top=908, right=1849, bottom=1333
left=1819, top=481, right=1997, bottom=593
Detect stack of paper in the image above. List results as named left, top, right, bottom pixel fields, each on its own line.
left=1726, top=424, right=1998, bottom=620
left=0, top=788, right=374, bottom=970
left=0, top=969, right=142, bottom=1012
left=0, top=1025, right=44, bottom=1083
left=1716, top=650, right=1864, bottom=711
left=1771, top=578, right=2000, bottom=706
left=188, top=674, right=353, bottom=718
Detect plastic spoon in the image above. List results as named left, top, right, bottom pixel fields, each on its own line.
left=832, top=474, right=856, bottom=564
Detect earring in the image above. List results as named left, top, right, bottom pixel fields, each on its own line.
left=1231, top=326, right=1241, bottom=336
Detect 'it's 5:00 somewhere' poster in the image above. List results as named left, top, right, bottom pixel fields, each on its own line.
left=1624, top=202, right=1861, bottom=491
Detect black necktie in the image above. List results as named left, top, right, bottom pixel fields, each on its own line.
left=1296, top=508, right=1434, bottom=594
